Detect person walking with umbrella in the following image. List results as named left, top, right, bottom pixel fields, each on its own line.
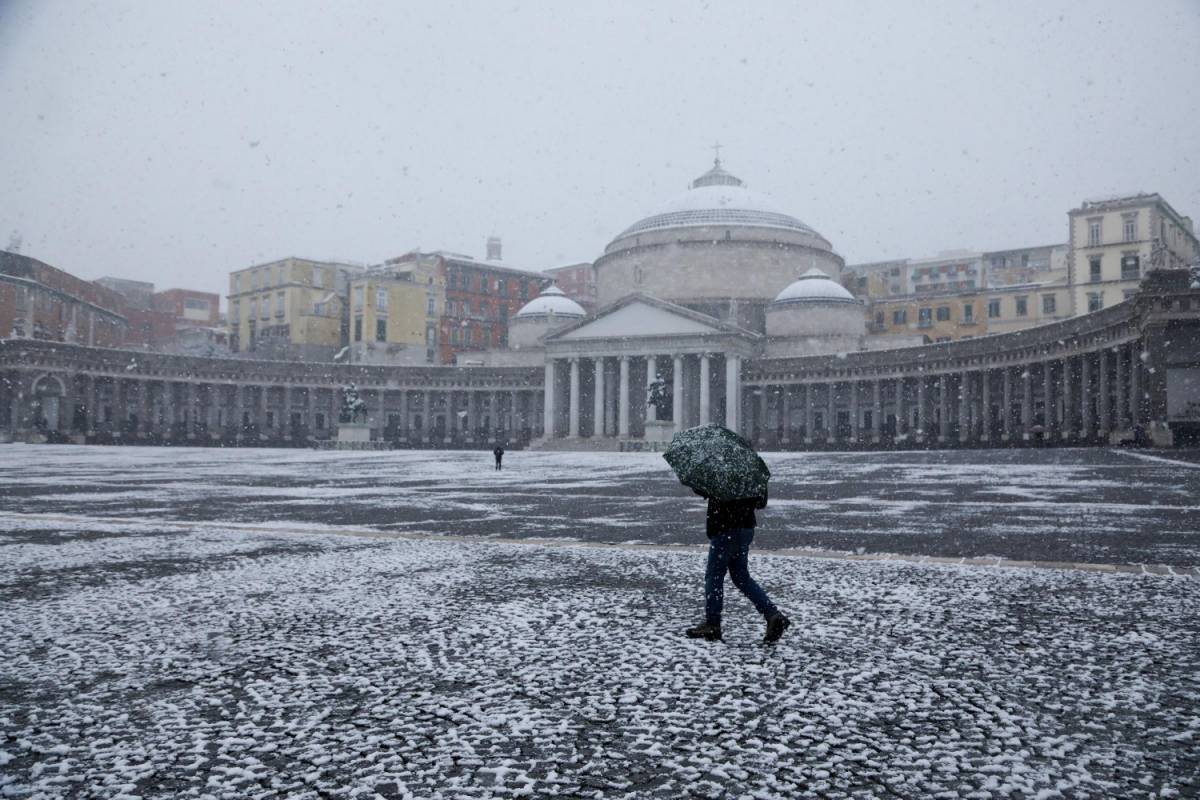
left=492, top=445, right=505, bottom=471
left=664, top=424, right=791, bottom=644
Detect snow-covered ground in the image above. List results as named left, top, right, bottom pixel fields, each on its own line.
left=3, top=445, right=1199, bottom=566
left=1, top=513, right=1198, bottom=799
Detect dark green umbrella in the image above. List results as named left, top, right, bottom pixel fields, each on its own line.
left=663, top=423, right=770, bottom=502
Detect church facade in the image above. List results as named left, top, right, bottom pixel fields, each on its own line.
left=3, top=161, right=1199, bottom=449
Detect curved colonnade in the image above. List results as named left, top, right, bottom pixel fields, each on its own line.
left=2, top=271, right=1197, bottom=450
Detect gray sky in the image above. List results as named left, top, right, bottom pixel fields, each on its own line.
left=1, top=0, right=1197, bottom=303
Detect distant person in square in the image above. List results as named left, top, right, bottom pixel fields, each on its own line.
left=492, top=446, right=504, bottom=470
left=687, top=488, right=790, bottom=643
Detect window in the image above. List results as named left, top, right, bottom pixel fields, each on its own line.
left=375, top=289, right=388, bottom=313
left=260, top=295, right=269, bottom=319
left=251, top=271, right=259, bottom=290
left=427, top=295, right=436, bottom=315
left=375, top=319, right=386, bottom=341
left=233, top=274, right=241, bottom=293
left=962, top=304, right=973, bottom=322
left=1021, top=253, right=1030, bottom=267
left=498, top=278, right=507, bottom=296
left=249, top=297, right=257, bottom=319
left=874, top=311, right=885, bottom=327
left=231, top=299, right=240, bottom=319
left=520, top=282, right=530, bottom=300
left=1015, top=296, right=1028, bottom=316
left=918, top=307, right=932, bottom=327
left=353, top=285, right=364, bottom=311
left=1088, top=218, right=1102, bottom=246
left=1124, top=216, right=1136, bottom=242
left=184, top=298, right=210, bottom=311
left=988, top=299, right=1000, bottom=318
left=313, top=268, right=325, bottom=288
left=1121, top=254, right=1140, bottom=281
left=935, top=336, right=951, bottom=343
left=354, top=317, right=363, bottom=342
left=892, top=309, right=907, bottom=325
left=451, top=327, right=460, bottom=344
left=1089, top=256, right=1102, bottom=283
left=935, top=306, right=950, bottom=322
left=315, top=412, right=325, bottom=431
left=275, top=292, right=285, bottom=317
left=481, top=275, right=489, bottom=294
left=1087, top=292, right=1103, bottom=313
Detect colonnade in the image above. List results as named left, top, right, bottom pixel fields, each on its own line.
left=746, top=341, right=1149, bottom=446
left=0, top=369, right=543, bottom=446
left=541, top=351, right=742, bottom=440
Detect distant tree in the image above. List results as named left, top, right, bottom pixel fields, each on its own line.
left=6, top=230, right=22, bottom=253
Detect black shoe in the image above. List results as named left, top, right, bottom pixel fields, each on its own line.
left=764, top=613, right=791, bottom=643
left=685, top=622, right=722, bottom=641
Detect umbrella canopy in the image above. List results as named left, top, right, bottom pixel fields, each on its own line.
left=663, top=423, right=770, bottom=502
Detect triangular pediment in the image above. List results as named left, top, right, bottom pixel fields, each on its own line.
left=555, top=298, right=724, bottom=340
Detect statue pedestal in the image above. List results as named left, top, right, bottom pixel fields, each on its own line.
left=644, top=419, right=674, bottom=443
left=336, top=423, right=372, bottom=444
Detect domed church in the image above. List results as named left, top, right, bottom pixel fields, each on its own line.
left=511, top=157, right=914, bottom=447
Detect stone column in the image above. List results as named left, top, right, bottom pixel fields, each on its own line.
left=510, top=389, right=520, bottom=436
left=780, top=383, right=791, bottom=444
left=593, top=358, right=605, bottom=437
left=1129, top=345, right=1141, bottom=426
left=306, top=387, right=316, bottom=438
left=980, top=370, right=991, bottom=443
left=543, top=360, right=556, bottom=439
left=849, top=381, right=860, bottom=442
left=141, top=380, right=153, bottom=437
left=1079, top=357, right=1092, bottom=440
left=618, top=356, right=631, bottom=438
left=491, top=391, right=502, bottom=441
left=724, top=355, right=740, bottom=434
left=1021, top=367, right=1033, bottom=440
left=1097, top=348, right=1110, bottom=440
left=282, top=386, right=294, bottom=439
left=645, top=355, right=658, bottom=423
left=1114, top=346, right=1127, bottom=428
left=568, top=358, right=581, bottom=438
left=1001, top=368, right=1012, bottom=441
left=895, top=378, right=907, bottom=438
left=829, top=383, right=838, bottom=443
left=699, top=354, right=711, bottom=427
left=235, top=384, right=246, bottom=439
left=758, top=387, right=768, bottom=442
left=804, top=384, right=814, bottom=444
left=871, top=380, right=882, bottom=443
left=1060, top=358, right=1072, bottom=441
left=915, top=377, right=926, bottom=440
left=1042, top=361, right=1054, bottom=438
left=959, top=373, right=971, bottom=444
left=672, top=354, right=684, bottom=433
left=423, top=390, right=434, bottom=442
left=938, top=375, right=949, bottom=443
left=398, top=390, right=409, bottom=441
left=165, top=382, right=178, bottom=438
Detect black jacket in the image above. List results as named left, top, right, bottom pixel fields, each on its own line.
left=697, top=488, right=768, bottom=538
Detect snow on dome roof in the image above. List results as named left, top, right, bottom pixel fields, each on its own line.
left=515, top=285, right=586, bottom=318
left=771, top=267, right=859, bottom=305
left=615, top=162, right=819, bottom=240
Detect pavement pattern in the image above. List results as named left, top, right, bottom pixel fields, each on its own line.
left=1, top=514, right=1199, bottom=799
left=1, top=445, right=1199, bottom=567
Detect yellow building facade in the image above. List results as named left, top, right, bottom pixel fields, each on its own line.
left=347, top=260, right=445, bottom=365
left=1068, top=194, right=1199, bottom=317
left=227, top=257, right=364, bottom=361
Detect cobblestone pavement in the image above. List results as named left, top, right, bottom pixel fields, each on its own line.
left=1, top=445, right=1199, bottom=566
left=1, top=517, right=1198, bottom=799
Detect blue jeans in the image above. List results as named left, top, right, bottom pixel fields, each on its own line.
left=705, top=528, right=778, bottom=626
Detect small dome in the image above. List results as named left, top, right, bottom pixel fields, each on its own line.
left=515, top=285, right=586, bottom=318
left=772, top=268, right=858, bottom=305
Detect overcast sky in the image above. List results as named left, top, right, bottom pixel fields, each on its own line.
left=1, top=0, right=1197, bottom=303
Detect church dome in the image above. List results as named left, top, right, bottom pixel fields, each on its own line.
left=772, top=267, right=858, bottom=306
left=515, top=285, right=586, bottom=318
left=614, top=161, right=821, bottom=240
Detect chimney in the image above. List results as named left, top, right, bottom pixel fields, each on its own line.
left=486, top=236, right=502, bottom=261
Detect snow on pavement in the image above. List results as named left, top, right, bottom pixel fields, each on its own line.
left=1, top=518, right=1198, bottom=799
